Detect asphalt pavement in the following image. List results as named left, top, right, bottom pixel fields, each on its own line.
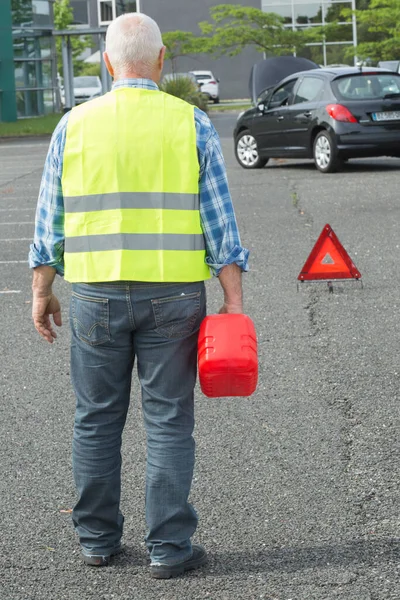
left=0, top=114, right=399, bottom=600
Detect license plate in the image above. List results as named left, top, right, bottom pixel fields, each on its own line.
left=372, top=111, right=400, bottom=121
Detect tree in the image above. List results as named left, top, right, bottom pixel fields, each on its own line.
left=198, top=4, right=307, bottom=58
left=341, top=0, right=400, bottom=61
left=162, top=31, right=206, bottom=74
left=54, top=0, right=92, bottom=75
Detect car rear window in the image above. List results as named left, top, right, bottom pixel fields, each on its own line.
left=332, top=73, right=400, bottom=100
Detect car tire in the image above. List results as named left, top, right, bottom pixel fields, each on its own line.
left=313, top=130, right=343, bottom=173
left=213, top=97, right=220, bottom=104
left=235, top=130, right=268, bottom=169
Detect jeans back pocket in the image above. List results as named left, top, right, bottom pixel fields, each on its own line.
left=71, top=291, right=110, bottom=346
left=152, top=291, right=201, bottom=339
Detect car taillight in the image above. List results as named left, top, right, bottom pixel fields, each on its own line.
left=209, top=80, right=217, bottom=84
left=326, top=104, right=358, bottom=123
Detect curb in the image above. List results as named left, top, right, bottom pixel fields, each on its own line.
left=0, top=134, right=52, bottom=144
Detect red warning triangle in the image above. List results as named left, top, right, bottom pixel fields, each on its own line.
left=298, top=224, right=361, bottom=281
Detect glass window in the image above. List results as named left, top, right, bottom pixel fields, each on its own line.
left=99, top=0, right=113, bottom=24
left=14, top=60, right=52, bottom=88
left=116, top=0, right=137, bottom=15
left=262, top=3, right=292, bottom=22
left=293, top=76, right=324, bottom=103
left=32, top=0, right=52, bottom=27
left=294, top=3, right=323, bottom=25
left=269, top=79, right=298, bottom=107
left=16, top=89, right=41, bottom=117
left=325, top=44, right=351, bottom=66
left=324, top=1, right=351, bottom=24
left=13, top=36, right=35, bottom=59
left=11, top=0, right=33, bottom=27
left=299, top=45, right=324, bottom=66
left=325, top=24, right=353, bottom=43
left=13, top=35, right=51, bottom=59
left=70, top=0, right=89, bottom=25
left=332, top=74, right=400, bottom=101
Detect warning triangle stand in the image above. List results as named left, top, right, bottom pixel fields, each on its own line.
left=298, top=224, right=361, bottom=283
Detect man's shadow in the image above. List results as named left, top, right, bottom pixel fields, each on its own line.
left=201, top=537, right=400, bottom=576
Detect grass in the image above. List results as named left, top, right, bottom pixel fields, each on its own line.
left=208, top=103, right=251, bottom=112
left=0, top=113, right=64, bottom=138
left=0, top=101, right=253, bottom=138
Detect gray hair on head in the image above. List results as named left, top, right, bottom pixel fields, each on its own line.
left=105, top=13, right=164, bottom=77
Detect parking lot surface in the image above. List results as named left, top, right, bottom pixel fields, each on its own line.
left=1, top=115, right=399, bottom=599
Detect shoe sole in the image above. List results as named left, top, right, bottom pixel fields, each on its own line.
left=82, top=546, right=123, bottom=567
left=150, top=552, right=207, bottom=579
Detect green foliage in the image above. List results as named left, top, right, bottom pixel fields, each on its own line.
left=0, top=113, right=64, bottom=138
left=74, top=62, right=101, bottom=77
left=342, top=0, right=400, bottom=61
left=307, top=0, right=398, bottom=63
left=54, top=0, right=73, bottom=29
left=160, top=75, right=208, bottom=113
left=198, top=4, right=307, bottom=57
left=54, top=0, right=92, bottom=75
left=162, top=31, right=207, bottom=73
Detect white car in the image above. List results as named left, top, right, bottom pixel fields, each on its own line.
left=190, top=70, right=220, bottom=103
left=73, top=76, right=102, bottom=104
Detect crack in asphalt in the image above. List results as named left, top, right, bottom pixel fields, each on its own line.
left=0, top=167, right=43, bottom=191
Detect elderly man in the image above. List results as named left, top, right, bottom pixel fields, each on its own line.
left=29, top=13, right=248, bottom=578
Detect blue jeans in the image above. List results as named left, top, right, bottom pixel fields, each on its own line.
left=69, top=281, right=206, bottom=564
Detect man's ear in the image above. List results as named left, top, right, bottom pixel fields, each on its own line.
left=159, top=46, right=166, bottom=71
left=103, top=52, right=114, bottom=78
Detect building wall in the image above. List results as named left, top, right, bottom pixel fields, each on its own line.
left=9, top=0, right=56, bottom=119
left=137, top=0, right=263, bottom=100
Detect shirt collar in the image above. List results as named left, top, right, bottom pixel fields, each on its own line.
left=112, top=78, right=159, bottom=91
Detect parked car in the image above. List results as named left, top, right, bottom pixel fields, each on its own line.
left=234, top=57, right=400, bottom=173
left=377, top=60, right=400, bottom=74
left=162, top=72, right=198, bottom=86
left=190, top=70, right=220, bottom=103
left=73, top=76, right=102, bottom=104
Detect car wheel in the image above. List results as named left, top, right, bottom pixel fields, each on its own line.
left=313, top=130, right=342, bottom=173
left=235, top=130, right=268, bottom=169
left=213, top=97, right=220, bottom=104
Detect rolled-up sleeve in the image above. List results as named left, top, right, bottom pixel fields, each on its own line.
left=28, top=113, right=69, bottom=275
left=195, top=108, right=249, bottom=276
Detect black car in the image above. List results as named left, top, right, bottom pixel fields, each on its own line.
left=234, top=59, right=400, bottom=173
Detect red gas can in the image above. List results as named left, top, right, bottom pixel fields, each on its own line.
left=198, top=314, right=258, bottom=398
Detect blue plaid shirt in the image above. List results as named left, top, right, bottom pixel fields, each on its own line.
left=29, top=79, right=249, bottom=277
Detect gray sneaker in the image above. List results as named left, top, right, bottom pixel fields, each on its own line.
left=82, top=546, right=123, bottom=567
left=149, top=544, right=207, bottom=579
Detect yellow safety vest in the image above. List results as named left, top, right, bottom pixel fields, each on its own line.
left=61, top=87, right=211, bottom=283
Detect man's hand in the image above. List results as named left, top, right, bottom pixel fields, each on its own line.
left=31, top=266, right=60, bottom=343
left=32, top=292, right=62, bottom=343
left=217, top=263, right=244, bottom=315
left=219, top=301, right=243, bottom=314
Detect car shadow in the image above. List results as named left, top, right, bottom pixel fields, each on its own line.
left=266, top=158, right=400, bottom=173
left=196, top=537, right=400, bottom=578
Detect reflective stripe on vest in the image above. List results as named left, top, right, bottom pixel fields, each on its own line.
left=61, top=88, right=211, bottom=283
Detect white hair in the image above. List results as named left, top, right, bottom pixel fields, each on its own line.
left=105, top=13, right=164, bottom=77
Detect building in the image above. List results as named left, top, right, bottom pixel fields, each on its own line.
left=142, top=0, right=261, bottom=100
left=0, top=0, right=358, bottom=121
left=262, top=0, right=357, bottom=66
left=125, top=0, right=358, bottom=98
left=0, top=0, right=57, bottom=121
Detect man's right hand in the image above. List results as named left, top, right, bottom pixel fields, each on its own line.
left=218, top=302, right=243, bottom=314
left=217, top=263, right=244, bottom=315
